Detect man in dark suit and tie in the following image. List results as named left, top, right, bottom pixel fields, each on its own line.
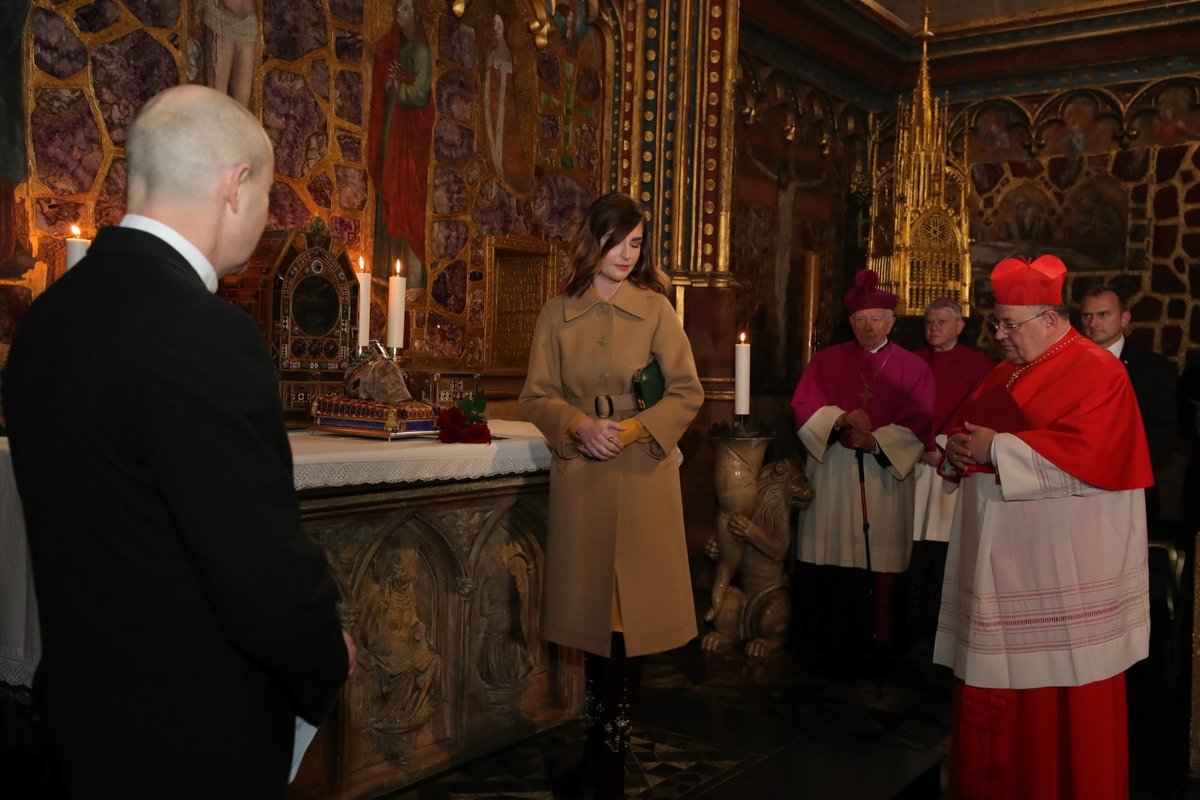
left=2, top=85, right=354, bottom=798
left=1079, top=283, right=1178, bottom=518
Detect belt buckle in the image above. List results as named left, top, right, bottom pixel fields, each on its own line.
left=594, top=395, right=614, bottom=418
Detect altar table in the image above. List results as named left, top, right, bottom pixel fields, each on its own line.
left=290, top=419, right=550, bottom=489
left=0, top=425, right=575, bottom=800
left=0, top=420, right=553, bottom=692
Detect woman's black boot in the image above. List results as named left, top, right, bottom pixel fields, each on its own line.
left=593, top=633, right=643, bottom=800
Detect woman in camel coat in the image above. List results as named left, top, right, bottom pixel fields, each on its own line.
left=520, top=192, right=702, bottom=799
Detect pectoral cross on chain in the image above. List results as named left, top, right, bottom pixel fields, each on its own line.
left=857, top=349, right=891, bottom=412
left=858, top=384, right=873, bottom=409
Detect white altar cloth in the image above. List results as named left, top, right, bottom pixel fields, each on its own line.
left=290, top=419, right=551, bottom=490
left=0, top=420, right=552, bottom=687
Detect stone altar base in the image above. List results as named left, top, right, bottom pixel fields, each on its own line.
left=288, top=473, right=580, bottom=800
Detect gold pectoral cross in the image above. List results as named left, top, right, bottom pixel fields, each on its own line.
left=859, top=385, right=873, bottom=409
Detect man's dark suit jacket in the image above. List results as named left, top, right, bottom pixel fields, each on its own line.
left=1120, top=339, right=1179, bottom=518
left=3, top=227, right=349, bottom=798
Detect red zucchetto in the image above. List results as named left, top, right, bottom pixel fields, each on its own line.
left=990, top=255, right=1067, bottom=305
left=844, top=269, right=898, bottom=313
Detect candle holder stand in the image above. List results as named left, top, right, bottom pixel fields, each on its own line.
left=702, top=420, right=813, bottom=660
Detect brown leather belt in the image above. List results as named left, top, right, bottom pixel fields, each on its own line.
left=568, top=393, right=639, bottom=419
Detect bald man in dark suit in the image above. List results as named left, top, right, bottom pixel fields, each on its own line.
left=3, top=85, right=354, bottom=799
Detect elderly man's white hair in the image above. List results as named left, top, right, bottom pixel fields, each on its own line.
left=924, top=298, right=963, bottom=319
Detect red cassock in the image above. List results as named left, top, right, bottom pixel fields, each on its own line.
left=915, top=344, right=995, bottom=440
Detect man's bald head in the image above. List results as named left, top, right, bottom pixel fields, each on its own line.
left=126, top=84, right=271, bottom=211
left=124, top=85, right=274, bottom=274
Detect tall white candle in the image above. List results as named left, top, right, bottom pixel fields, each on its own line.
left=386, top=260, right=406, bottom=349
left=734, top=332, right=751, bottom=416
left=66, top=225, right=90, bottom=269
left=355, top=256, right=371, bottom=351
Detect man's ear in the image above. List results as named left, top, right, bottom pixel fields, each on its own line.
left=226, top=163, right=251, bottom=214
left=1121, top=310, right=1132, bottom=328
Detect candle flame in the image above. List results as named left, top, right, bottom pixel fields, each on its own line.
left=358, top=256, right=365, bottom=273
left=394, top=259, right=402, bottom=276
left=70, top=225, right=81, bottom=237
left=739, top=332, right=747, bottom=344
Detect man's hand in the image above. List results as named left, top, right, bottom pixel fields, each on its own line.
left=962, top=422, right=997, bottom=466
left=946, top=423, right=998, bottom=470
left=837, top=408, right=872, bottom=433
left=846, top=430, right=877, bottom=451
left=921, top=449, right=941, bottom=467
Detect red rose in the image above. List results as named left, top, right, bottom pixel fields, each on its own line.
left=463, top=423, right=492, bottom=444
left=437, top=407, right=467, bottom=443
left=438, top=406, right=466, bottom=429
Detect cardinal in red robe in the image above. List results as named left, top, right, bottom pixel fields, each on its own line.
left=936, top=254, right=1152, bottom=800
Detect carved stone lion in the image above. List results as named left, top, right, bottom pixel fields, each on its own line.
left=702, top=457, right=814, bottom=659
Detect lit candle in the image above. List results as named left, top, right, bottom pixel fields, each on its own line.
left=355, top=256, right=371, bottom=351
left=386, top=259, right=406, bottom=349
left=66, top=225, right=90, bottom=269
left=734, top=332, right=750, bottom=416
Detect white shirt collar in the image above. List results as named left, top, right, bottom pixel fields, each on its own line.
left=864, top=338, right=888, bottom=354
left=1105, top=335, right=1125, bottom=359
left=119, top=214, right=219, bottom=293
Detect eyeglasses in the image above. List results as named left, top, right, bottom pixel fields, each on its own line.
left=986, top=309, right=1048, bottom=334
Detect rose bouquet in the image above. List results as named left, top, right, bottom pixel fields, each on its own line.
left=436, top=390, right=491, bottom=444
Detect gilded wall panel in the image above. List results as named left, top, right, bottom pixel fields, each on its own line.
left=956, top=77, right=1200, bottom=370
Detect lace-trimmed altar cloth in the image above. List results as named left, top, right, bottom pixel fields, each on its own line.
left=290, top=419, right=551, bottom=490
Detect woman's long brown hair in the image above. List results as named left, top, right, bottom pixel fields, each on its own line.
left=562, top=192, right=670, bottom=297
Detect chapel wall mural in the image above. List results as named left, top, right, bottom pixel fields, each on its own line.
left=730, top=51, right=870, bottom=390
left=954, top=76, right=1200, bottom=372
left=2, top=0, right=611, bottom=384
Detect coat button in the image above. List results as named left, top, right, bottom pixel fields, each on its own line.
left=598, top=336, right=608, bottom=346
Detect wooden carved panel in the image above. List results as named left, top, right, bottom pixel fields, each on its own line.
left=485, top=235, right=560, bottom=373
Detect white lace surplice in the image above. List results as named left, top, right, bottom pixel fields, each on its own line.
left=934, top=433, right=1149, bottom=690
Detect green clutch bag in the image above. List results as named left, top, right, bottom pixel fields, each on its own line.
left=632, top=358, right=666, bottom=409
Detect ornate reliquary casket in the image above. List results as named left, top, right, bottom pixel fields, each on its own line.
left=218, top=219, right=361, bottom=426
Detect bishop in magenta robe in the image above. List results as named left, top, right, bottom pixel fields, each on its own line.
left=791, top=337, right=935, bottom=572
left=789, top=271, right=934, bottom=651
left=791, top=271, right=934, bottom=576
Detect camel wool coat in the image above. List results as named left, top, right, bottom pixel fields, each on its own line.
left=520, top=281, right=703, bottom=658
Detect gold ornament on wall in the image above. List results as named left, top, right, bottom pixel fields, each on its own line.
left=867, top=0, right=971, bottom=316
